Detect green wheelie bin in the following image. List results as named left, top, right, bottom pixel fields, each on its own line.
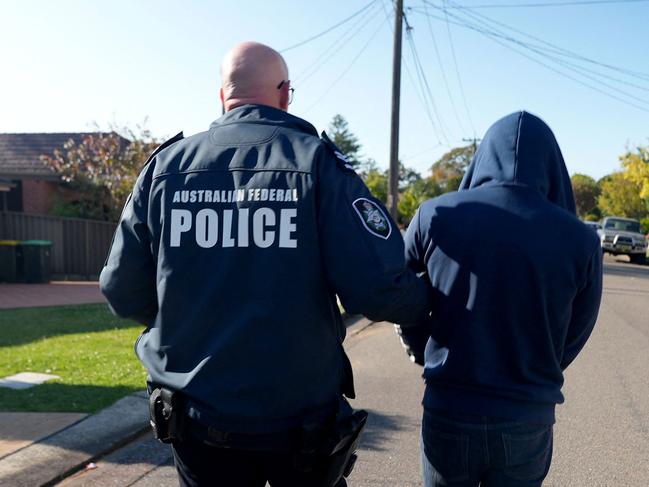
left=0, top=240, right=20, bottom=282
left=20, top=240, right=53, bottom=283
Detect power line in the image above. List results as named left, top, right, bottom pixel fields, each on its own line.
left=404, top=32, right=444, bottom=141
left=440, top=0, right=477, bottom=137
left=379, top=0, right=392, bottom=21
left=414, top=5, right=649, bottom=112
left=445, top=10, right=649, bottom=111
left=421, top=1, right=471, bottom=136
left=303, top=15, right=388, bottom=113
left=443, top=0, right=649, bottom=8
left=446, top=0, right=649, bottom=92
left=430, top=0, right=649, bottom=82
left=401, top=143, right=443, bottom=161
left=405, top=14, right=452, bottom=144
left=531, top=49, right=649, bottom=106
left=294, top=3, right=383, bottom=85
left=412, top=0, right=648, bottom=110
left=440, top=1, right=649, bottom=104
left=280, top=0, right=377, bottom=52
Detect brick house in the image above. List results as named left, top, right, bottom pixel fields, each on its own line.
left=0, top=133, right=111, bottom=214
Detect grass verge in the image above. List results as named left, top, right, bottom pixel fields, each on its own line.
left=0, top=304, right=146, bottom=413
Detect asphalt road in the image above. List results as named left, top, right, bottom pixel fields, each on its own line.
left=58, top=255, right=649, bottom=486
left=544, top=256, right=649, bottom=486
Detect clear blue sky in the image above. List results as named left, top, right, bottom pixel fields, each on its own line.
left=2, top=0, right=648, bottom=179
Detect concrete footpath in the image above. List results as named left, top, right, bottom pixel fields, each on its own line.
left=0, top=392, right=150, bottom=486
left=0, top=282, right=105, bottom=309
left=0, top=317, right=380, bottom=487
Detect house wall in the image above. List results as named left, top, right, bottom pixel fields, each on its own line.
left=22, top=179, right=58, bottom=214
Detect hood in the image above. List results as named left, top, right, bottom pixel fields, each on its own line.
left=459, top=111, right=576, bottom=214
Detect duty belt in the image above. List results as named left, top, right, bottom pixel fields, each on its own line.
left=184, top=414, right=300, bottom=451
left=183, top=397, right=336, bottom=452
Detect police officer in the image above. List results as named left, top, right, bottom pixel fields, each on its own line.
left=100, top=41, right=432, bottom=487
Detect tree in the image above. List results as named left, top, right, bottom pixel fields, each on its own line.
left=328, top=114, right=362, bottom=168
left=363, top=168, right=388, bottom=204
left=598, top=172, right=647, bottom=220
left=399, top=162, right=422, bottom=190
left=430, top=144, right=475, bottom=193
left=42, top=127, right=159, bottom=221
left=571, top=173, right=601, bottom=219
left=397, top=178, right=443, bottom=225
left=620, top=144, right=649, bottom=199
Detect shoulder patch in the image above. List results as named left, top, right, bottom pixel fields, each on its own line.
left=143, top=131, right=184, bottom=167
left=320, top=131, right=356, bottom=173
left=352, top=198, right=392, bottom=239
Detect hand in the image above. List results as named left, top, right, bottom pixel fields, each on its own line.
left=394, top=323, right=430, bottom=367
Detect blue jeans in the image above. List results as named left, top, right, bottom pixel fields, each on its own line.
left=421, top=409, right=553, bottom=487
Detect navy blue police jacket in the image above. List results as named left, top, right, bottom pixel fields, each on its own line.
left=402, top=111, right=602, bottom=424
left=100, top=104, right=431, bottom=434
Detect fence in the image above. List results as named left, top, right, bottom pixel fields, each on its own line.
left=0, top=211, right=117, bottom=279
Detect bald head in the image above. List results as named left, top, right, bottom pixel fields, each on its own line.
left=220, top=42, right=290, bottom=112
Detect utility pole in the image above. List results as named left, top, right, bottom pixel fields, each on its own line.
left=387, top=0, right=404, bottom=220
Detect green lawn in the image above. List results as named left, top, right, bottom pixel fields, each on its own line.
left=0, top=304, right=147, bottom=413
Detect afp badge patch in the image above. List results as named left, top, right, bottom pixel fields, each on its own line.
left=352, top=198, right=392, bottom=240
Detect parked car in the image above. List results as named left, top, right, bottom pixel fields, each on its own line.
left=597, top=217, right=647, bottom=264
left=583, top=221, right=601, bottom=232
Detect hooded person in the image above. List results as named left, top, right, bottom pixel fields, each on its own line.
left=401, top=111, right=603, bottom=487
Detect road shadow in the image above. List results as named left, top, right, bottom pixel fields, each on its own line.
left=603, top=262, right=649, bottom=280
left=604, top=287, right=649, bottom=297
left=0, top=303, right=137, bottom=347
left=359, top=409, right=418, bottom=452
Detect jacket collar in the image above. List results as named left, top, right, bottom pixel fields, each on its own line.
left=210, top=104, right=318, bottom=137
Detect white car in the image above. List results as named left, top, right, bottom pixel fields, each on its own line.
left=597, top=217, right=647, bottom=264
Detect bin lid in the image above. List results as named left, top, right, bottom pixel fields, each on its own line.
left=21, top=240, right=53, bottom=246
left=0, top=240, right=20, bottom=246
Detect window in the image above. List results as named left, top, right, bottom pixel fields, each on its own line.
left=604, top=218, right=640, bottom=233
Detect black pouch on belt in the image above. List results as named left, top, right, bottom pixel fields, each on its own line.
left=149, top=387, right=184, bottom=443
left=295, top=398, right=368, bottom=487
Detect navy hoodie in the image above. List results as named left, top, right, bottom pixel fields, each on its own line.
left=404, top=111, right=603, bottom=424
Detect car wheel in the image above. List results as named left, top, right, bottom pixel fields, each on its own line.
left=630, top=254, right=646, bottom=265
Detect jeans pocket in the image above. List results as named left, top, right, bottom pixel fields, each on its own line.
left=422, top=426, right=470, bottom=483
left=502, top=425, right=553, bottom=483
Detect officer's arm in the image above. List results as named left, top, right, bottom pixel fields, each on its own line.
left=394, top=207, right=433, bottom=365
left=100, top=165, right=158, bottom=327
left=560, top=244, right=603, bottom=369
left=316, top=146, right=431, bottom=325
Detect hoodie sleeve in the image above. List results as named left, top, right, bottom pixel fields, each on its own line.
left=315, top=146, right=431, bottom=325
left=404, top=208, right=428, bottom=273
left=99, top=163, right=158, bottom=326
left=561, top=244, right=603, bottom=369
